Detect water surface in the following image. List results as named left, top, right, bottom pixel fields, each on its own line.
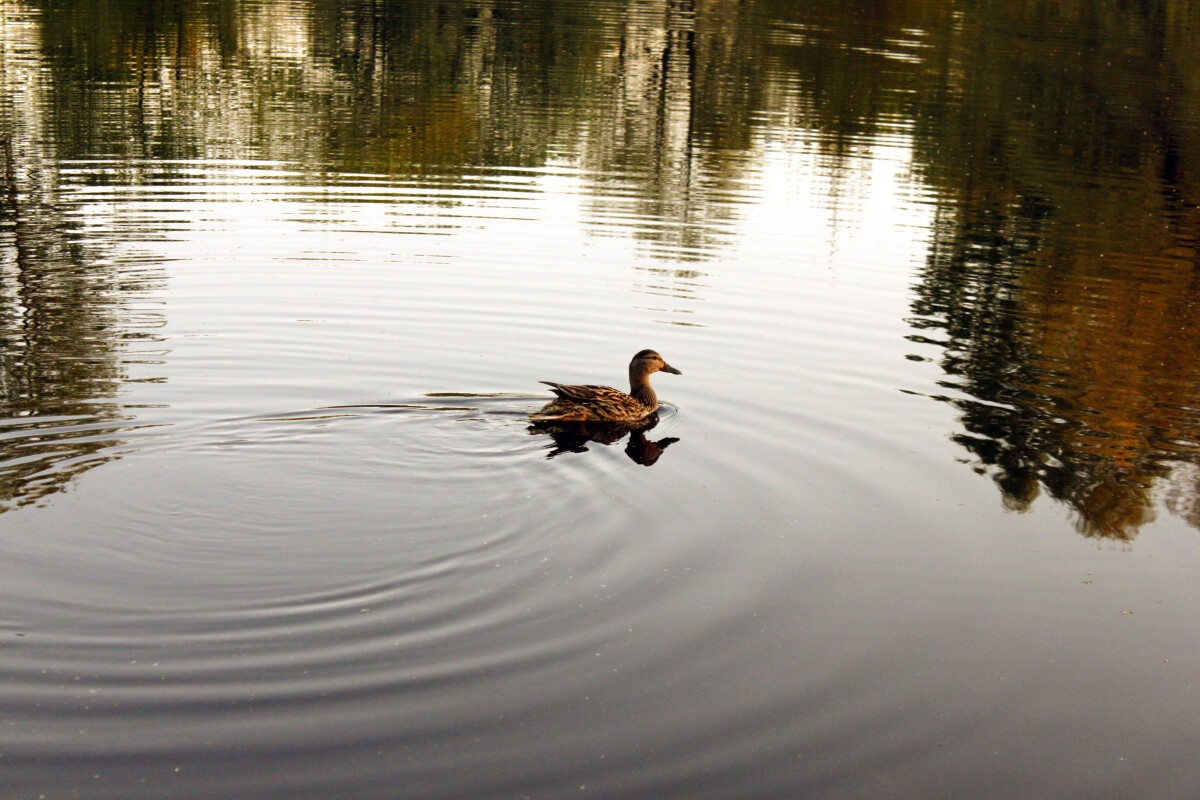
left=3, top=2, right=1200, bottom=798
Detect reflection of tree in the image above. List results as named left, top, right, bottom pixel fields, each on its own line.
left=30, top=0, right=867, bottom=260
left=579, top=0, right=728, bottom=259
left=0, top=7, right=163, bottom=511
left=907, top=0, right=1200, bottom=539
left=24, top=0, right=936, bottom=263
left=313, top=0, right=756, bottom=258
left=0, top=137, right=128, bottom=509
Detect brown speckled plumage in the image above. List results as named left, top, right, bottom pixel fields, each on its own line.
left=530, top=349, right=682, bottom=422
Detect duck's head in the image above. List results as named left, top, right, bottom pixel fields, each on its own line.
left=631, top=349, right=682, bottom=377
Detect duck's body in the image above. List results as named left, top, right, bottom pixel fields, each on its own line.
left=531, top=349, right=682, bottom=422
left=534, top=382, right=654, bottom=421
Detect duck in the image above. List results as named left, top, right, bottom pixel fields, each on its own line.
left=530, top=349, right=682, bottom=422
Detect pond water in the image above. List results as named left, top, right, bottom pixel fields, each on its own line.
left=3, top=1, right=1200, bottom=798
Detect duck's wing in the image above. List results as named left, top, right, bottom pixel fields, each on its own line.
left=538, top=381, right=619, bottom=402
left=537, top=381, right=647, bottom=420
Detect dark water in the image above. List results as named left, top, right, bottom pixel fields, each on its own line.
left=3, top=1, right=1200, bottom=798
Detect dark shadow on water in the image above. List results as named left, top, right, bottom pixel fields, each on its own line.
left=529, top=412, right=679, bottom=466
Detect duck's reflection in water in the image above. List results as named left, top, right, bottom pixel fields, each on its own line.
left=529, top=413, right=679, bottom=466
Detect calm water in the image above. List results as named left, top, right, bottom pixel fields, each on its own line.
left=3, top=1, right=1200, bottom=798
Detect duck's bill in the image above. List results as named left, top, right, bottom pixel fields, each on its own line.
left=662, top=364, right=682, bottom=375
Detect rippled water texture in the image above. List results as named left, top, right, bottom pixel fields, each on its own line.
left=4, top=2, right=1200, bottom=798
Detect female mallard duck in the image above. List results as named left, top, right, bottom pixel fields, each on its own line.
left=531, top=349, right=682, bottom=422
